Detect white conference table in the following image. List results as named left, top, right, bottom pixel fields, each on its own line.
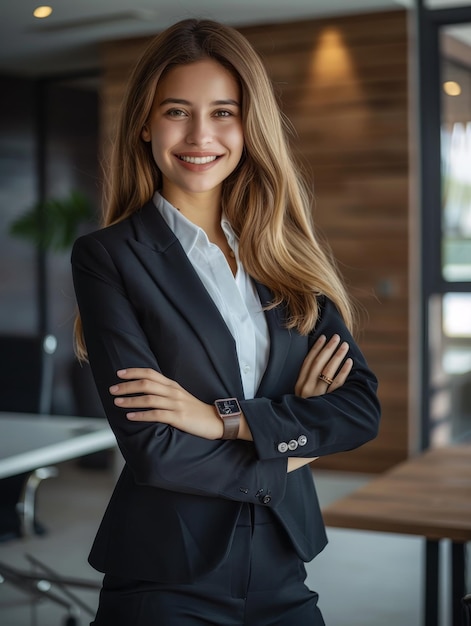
left=0, top=411, right=117, bottom=479
left=0, top=412, right=117, bottom=616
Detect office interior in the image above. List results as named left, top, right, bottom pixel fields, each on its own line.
left=0, top=1, right=470, bottom=625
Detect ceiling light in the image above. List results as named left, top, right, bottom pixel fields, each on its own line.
left=33, top=6, right=53, bottom=19
left=443, top=81, right=462, bottom=96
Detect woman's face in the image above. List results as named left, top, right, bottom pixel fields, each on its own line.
left=142, top=58, right=244, bottom=205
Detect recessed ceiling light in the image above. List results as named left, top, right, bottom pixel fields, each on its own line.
left=33, top=6, right=53, bottom=19
left=443, top=81, right=462, bottom=96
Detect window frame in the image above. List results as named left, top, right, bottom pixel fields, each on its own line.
left=416, top=1, right=471, bottom=448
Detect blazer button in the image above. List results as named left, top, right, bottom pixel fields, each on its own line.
left=298, top=435, right=308, bottom=446
left=259, top=494, right=271, bottom=504
left=277, top=442, right=288, bottom=453
left=288, top=439, right=298, bottom=451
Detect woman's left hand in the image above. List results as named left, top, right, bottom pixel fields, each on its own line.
left=109, top=368, right=224, bottom=440
left=295, top=334, right=353, bottom=398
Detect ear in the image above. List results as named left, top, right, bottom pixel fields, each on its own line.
left=141, top=125, right=151, bottom=142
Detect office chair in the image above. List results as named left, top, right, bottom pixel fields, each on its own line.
left=0, top=333, right=58, bottom=541
left=463, top=593, right=471, bottom=626
left=0, top=334, right=101, bottom=623
left=0, top=554, right=98, bottom=625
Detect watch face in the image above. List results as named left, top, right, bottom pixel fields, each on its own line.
left=215, top=398, right=240, bottom=415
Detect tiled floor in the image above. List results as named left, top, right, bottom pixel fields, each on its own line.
left=0, top=458, right=459, bottom=625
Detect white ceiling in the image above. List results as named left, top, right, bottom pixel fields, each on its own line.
left=0, top=0, right=470, bottom=76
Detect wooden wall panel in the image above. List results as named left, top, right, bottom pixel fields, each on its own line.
left=100, top=10, right=410, bottom=473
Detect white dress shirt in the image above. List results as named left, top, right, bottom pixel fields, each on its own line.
left=153, top=192, right=270, bottom=399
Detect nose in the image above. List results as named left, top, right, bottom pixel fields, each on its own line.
left=186, top=114, right=213, bottom=146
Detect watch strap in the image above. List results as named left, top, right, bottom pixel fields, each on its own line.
left=220, top=413, right=240, bottom=440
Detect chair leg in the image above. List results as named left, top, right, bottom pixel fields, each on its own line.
left=0, top=557, right=98, bottom=621
left=462, top=593, right=471, bottom=626
left=16, top=467, right=58, bottom=537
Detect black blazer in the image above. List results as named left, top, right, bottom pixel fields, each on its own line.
left=71, top=200, right=380, bottom=583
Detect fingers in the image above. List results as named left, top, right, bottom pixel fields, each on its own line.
left=295, top=334, right=352, bottom=398
left=306, top=334, right=345, bottom=375
left=109, top=370, right=223, bottom=440
left=113, top=391, right=174, bottom=410
left=125, top=409, right=169, bottom=422
left=295, top=334, right=327, bottom=393
left=109, top=368, right=180, bottom=418
left=110, top=369, right=174, bottom=395
left=318, top=338, right=350, bottom=387
left=327, top=357, right=353, bottom=392
left=116, top=368, right=169, bottom=384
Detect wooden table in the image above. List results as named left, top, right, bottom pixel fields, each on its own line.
left=322, top=445, right=471, bottom=626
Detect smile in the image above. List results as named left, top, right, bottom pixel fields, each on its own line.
left=177, top=155, right=218, bottom=164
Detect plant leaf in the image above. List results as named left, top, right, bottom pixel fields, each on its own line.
left=9, top=191, right=94, bottom=252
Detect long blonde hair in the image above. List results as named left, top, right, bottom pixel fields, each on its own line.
left=74, top=18, right=353, bottom=360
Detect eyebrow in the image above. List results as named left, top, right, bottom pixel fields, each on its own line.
left=159, top=98, right=240, bottom=107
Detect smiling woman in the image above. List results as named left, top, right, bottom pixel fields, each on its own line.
left=141, top=59, right=244, bottom=216
left=71, top=17, right=380, bottom=626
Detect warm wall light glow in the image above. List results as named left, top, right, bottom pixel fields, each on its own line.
left=310, top=27, right=355, bottom=83
left=304, top=26, right=366, bottom=121
left=33, top=6, right=53, bottom=19
left=443, top=80, right=462, bottom=96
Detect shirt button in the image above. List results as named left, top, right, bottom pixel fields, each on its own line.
left=298, top=435, right=308, bottom=446
left=288, top=439, right=298, bottom=451
left=277, top=442, right=288, bottom=453
left=243, top=365, right=251, bottom=373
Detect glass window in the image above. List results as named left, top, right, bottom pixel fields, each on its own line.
left=429, top=293, right=471, bottom=445
left=443, top=292, right=471, bottom=339
left=440, top=39, right=471, bottom=281
left=428, top=24, right=471, bottom=447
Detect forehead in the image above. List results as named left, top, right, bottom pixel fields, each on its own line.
left=156, top=59, right=240, bottom=99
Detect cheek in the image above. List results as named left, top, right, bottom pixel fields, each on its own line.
left=228, top=124, right=244, bottom=159
left=149, top=140, right=164, bottom=171
left=149, top=126, right=176, bottom=166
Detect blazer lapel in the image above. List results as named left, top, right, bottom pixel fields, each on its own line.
left=128, top=201, right=244, bottom=397
left=254, top=282, right=293, bottom=398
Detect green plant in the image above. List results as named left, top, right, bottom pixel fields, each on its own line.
left=9, top=190, right=94, bottom=252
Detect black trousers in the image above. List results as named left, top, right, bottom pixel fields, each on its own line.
left=91, top=504, right=325, bottom=626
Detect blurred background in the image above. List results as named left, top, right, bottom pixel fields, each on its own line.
left=0, top=1, right=470, bottom=624
left=2, top=0, right=470, bottom=469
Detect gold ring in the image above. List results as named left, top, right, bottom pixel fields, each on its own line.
left=319, top=373, right=334, bottom=385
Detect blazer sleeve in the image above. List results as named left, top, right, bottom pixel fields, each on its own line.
left=71, top=234, right=288, bottom=508
left=241, top=297, right=381, bottom=461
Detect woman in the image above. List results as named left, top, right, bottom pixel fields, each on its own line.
left=72, top=18, right=380, bottom=626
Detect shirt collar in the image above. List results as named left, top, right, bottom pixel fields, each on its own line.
left=152, top=191, right=238, bottom=256
left=221, top=215, right=238, bottom=253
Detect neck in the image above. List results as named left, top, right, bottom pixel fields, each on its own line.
left=159, top=187, right=237, bottom=276
left=161, top=187, right=222, bottom=237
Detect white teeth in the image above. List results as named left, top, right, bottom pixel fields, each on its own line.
left=179, top=155, right=217, bottom=164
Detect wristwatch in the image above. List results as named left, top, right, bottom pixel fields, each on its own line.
left=214, top=397, right=242, bottom=440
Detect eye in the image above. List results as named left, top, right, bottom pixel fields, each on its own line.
left=166, top=108, right=187, bottom=118
left=214, top=110, right=233, bottom=118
